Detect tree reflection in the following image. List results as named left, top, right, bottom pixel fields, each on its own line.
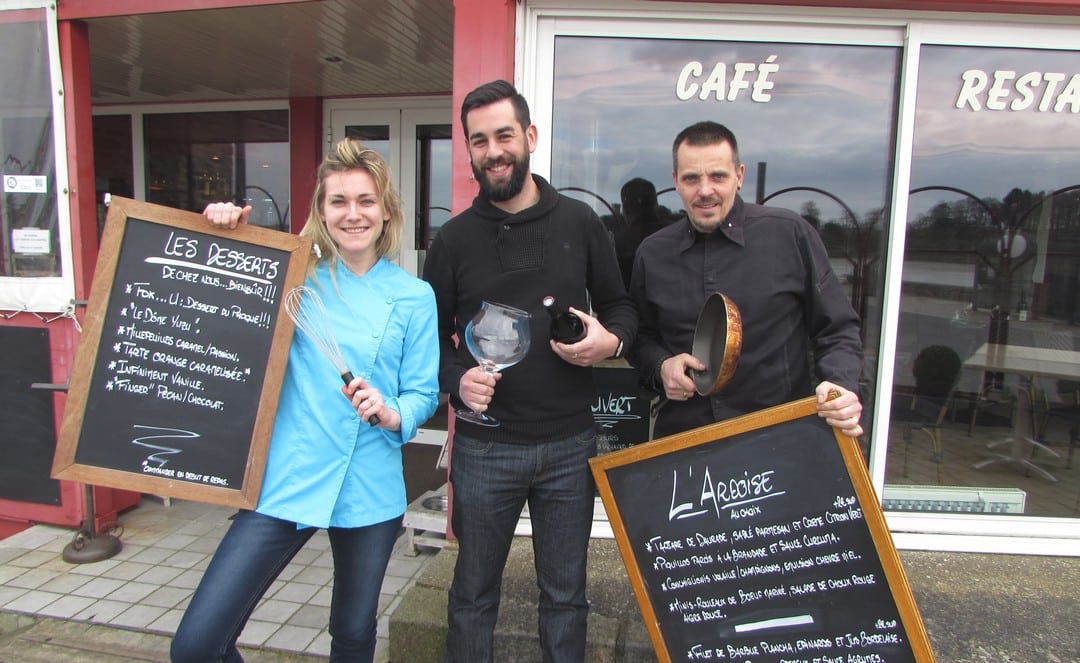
left=909, top=184, right=1080, bottom=323
left=763, top=186, right=880, bottom=328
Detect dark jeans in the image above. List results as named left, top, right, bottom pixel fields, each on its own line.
left=443, top=429, right=597, bottom=663
left=170, top=509, right=401, bottom=663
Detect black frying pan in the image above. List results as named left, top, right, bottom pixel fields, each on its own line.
left=690, top=292, right=743, bottom=395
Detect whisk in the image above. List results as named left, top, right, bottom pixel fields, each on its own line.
left=283, top=285, right=379, bottom=426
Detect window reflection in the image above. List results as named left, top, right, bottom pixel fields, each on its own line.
left=1, top=16, right=59, bottom=278
left=894, top=45, right=1080, bottom=517
left=144, top=110, right=289, bottom=230
left=551, top=35, right=898, bottom=442
left=415, top=124, right=452, bottom=251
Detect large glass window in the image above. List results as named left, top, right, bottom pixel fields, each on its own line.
left=144, top=110, right=289, bottom=230
left=891, top=45, right=1080, bottom=518
left=550, top=35, right=900, bottom=439
left=1, top=12, right=59, bottom=279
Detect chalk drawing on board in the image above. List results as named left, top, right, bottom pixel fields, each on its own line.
left=145, top=256, right=275, bottom=286
left=734, top=613, right=814, bottom=633
left=592, top=392, right=644, bottom=429
left=132, top=424, right=199, bottom=467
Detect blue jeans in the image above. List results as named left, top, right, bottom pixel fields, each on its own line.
left=170, top=510, right=401, bottom=663
left=443, top=429, right=597, bottom=663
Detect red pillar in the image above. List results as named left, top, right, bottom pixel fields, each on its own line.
left=61, top=20, right=98, bottom=292
left=289, top=97, right=323, bottom=233
left=444, top=1, right=517, bottom=539
left=450, top=0, right=516, bottom=215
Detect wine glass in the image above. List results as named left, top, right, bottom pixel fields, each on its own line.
left=455, top=300, right=532, bottom=427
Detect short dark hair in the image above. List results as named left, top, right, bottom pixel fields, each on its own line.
left=672, top=121, right=741, bottom=172
left=460, top=79, right=532, bottom=136
left=620, top=177, right=658, bottom=214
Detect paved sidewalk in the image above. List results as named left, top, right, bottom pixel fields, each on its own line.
left=0, top=498, right=439, bottom=661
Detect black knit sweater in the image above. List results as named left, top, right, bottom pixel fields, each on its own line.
left=423, top=175, right=637, bottom=443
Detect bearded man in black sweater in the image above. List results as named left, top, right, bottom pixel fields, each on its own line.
left=423, top=80, right=636, bottom=663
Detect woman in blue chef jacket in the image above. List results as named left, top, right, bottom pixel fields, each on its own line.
left=171, top=139, right=440, bottom=663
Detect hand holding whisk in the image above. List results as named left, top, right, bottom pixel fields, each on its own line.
left=284, top=285, right=380, bottom=426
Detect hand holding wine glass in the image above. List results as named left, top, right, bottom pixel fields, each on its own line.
left=456, top=301, right=532, bottom=427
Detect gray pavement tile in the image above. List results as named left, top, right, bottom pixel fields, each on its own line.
left=108, top=603, right=167, bottom=629
left=379, top=574, right=408, bottom=594
left=37, top=594, right=96, bottom=619
left=163, top=549, right=209, bottom=569
left=237, top=619, right=279, bottom=647
left=0, top=564, right=25, bottom=584
left=307, top=629, right=332, bottom=657
left=126, top=546, right=174, bottom=565
left=70, top=576, right=127, bottom=599
left=276, top=564, right=303, bottom=582
left=72, top=598, right=134, bottom=623
left=308, top=585, right=333, bottom=608
left=37, top=572, right=94, bottom=594
left=4, top=568, right=61, bottom=590
left=167, top=569, right=204, bottom=590
left=311, top=551, right=334, bottom=568
left=0, top=548, right=30, bottom=565
left=182, top=535, right=222, bottom=554
left=263, top=624, right=320, bottom=652
left=147, top=607, right=185, bottom=634
left=290, top=565, right=333, bottom=586
left=101, top=560, right=154, bottom=581
left=153, top=533, right=199, bottom=550
left=134, top=564, right=183, bottom=585
left=287, top=547, right=321, bottom=566
left=67, top=557, right=123, bottom=575
left=0, top=586, right=29, bottom=605
left=6, top=550, right=57, bottom=568
left=272, top=581, right=321, bottom=604
left=141, top=586, right=192, bottom=609
left=251, top=598, right=302, bottom=623
left=285, top=603, right=329, bottom=629
left=104, top=580, right=157, bottom=603
left=3, top=589, right=65, bottom=613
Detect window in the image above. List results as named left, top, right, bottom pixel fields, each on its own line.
left=0, top=5, right=72, bottom=313
left=550, top=35, right=900, bottom=437
left=891, top=44, right=1080, bottom=518
left=144, top=110, right=289, bottom=230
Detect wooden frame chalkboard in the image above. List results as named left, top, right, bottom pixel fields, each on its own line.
left=590, top=396, right=936, bottom=663
left=53, top=197, right=311, bottom=509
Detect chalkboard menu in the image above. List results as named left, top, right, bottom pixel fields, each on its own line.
left=592, top=365, right=652, bottom=454
left=590, top=397, right=935, bottom=663
left=53, top=197, right=311, bottom=508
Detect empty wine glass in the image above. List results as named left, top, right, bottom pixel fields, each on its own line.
left=456, top=300, right=532, bottom=427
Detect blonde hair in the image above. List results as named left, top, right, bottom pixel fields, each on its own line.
left=299, top=139, right=403, bottom=279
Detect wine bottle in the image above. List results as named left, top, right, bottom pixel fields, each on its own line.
left=542, top=295, right=586, bottom=343
left=1016, top=290, right=1029, bottom=321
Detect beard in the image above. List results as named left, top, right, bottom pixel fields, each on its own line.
left=473, top=151, right=530, bottom=202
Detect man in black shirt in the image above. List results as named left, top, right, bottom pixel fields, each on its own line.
left=423, top=80, right=636, bottom=663
left=628, top=120, right=864, bottom=439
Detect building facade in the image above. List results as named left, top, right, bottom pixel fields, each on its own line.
left=1, top=0, right=1078, bottom=555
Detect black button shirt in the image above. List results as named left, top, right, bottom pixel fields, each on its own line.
left=628, top=195, right=864, bottom=438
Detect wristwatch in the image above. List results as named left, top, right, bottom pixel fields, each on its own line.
left=610, top=338, right=624, bottom=360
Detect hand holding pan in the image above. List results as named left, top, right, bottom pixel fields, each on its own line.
left=690, top=292, right=743, bottom=396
